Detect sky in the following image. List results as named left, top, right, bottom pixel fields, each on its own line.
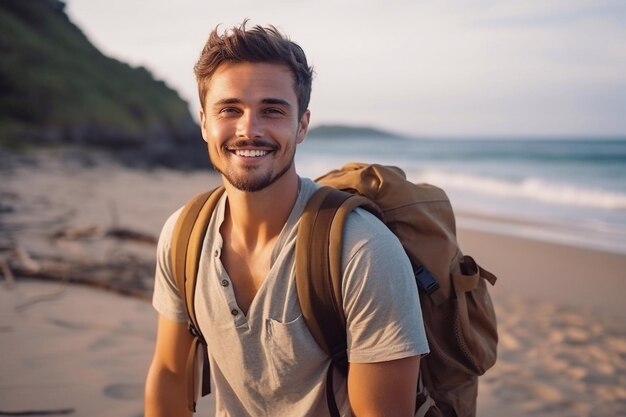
left=64, top=0, right=626, bottom=138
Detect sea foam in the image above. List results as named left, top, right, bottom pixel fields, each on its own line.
left=412, top=169, right=626, bottom=211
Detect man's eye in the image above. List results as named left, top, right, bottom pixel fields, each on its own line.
left=220, top=107, right=240, bottom=114
left=263, top=108, right=284, bottom=115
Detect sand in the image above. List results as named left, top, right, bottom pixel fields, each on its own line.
left=1, top=150, right=625, bottom=416
left=459, top=229, right=626, bottom=417
left=0, top=280, right=154, bottom=417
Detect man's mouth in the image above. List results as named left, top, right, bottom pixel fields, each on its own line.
left=233, top=149, right=270, bottom=158
left=226, top=140, right=277, bottom=158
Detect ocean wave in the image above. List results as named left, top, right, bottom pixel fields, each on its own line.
left=412, top=170, right=626, bottom=211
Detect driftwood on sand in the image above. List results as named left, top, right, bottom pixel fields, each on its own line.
left=105, top=227, right=158, bottom=245
left=50, top=224, right=158, bottom=245
left=7, top=262, right=152, bottom=302
left=1, top=226, right=157, bottom=301
left=0, top=408, right=75, bottom=416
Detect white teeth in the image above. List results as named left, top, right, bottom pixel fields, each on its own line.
left=234, top=149, right=268, bottom=157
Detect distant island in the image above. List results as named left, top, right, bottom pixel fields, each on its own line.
left=307, top=124, right=406, bottom=140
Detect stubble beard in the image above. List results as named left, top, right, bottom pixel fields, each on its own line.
left=210, top=146, right=296, bottom=193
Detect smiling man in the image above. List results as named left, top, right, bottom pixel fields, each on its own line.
left=145, top=22, right=429, bottom=417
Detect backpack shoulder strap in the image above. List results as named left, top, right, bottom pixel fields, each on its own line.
left=295, top=186, right=382, bottom=417
left=171, top=186, right=225, bottom=331
left=170, top=185, right=225, bottom=411
left=295, top=185, right=382, bottom=363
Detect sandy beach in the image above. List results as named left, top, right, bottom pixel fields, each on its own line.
left=461, top=228, right=626, bottom=417
left=1, top=150, right=625, bottom=416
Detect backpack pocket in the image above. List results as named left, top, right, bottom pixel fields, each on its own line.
left=451, top=257, right=498, bottom=376
left=419, top=256, right=498, bottom=417
left=419, top=255, right=498, bottom=386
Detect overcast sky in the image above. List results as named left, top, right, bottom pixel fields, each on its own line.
left=65, top=0, right=626, bottom=138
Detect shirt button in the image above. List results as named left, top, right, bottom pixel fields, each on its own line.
left=231, top=309, right=239, bottom=316
left=213, top=249, right=219, bottom=257
left=221, top=279, right=230, bottom=287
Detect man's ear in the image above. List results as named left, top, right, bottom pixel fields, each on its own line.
left=199, top=108, right=209, bottom=143
left=296, top=110, right=310, bottom=144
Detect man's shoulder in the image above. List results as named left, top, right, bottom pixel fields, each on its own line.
left=346, top=205, right=392, bottom=239
left=158, top=189, right=226, bottom=246
left=158, top=205, right=185, bottom=245
left=300, top=180, right=394, bottom=243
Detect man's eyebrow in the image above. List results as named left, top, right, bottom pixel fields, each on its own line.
left=261, top=98, right=291, bottom=107
left=213, top=98, right=242, bottom=106
left=212, top=98, right=292, bottom=108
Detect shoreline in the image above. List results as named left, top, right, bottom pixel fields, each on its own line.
left=457, top=209, right=626, bottom=257
left=3, top=147, right=624, bottom=258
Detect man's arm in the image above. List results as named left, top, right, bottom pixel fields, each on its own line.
left=145, top=315, right=194, bottom=417
left=347, top=355, right=421, bottom=417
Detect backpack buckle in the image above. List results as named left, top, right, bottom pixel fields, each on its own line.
left=414, top=265, right=439, bottom=295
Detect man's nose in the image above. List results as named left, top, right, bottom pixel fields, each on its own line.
left=236, top=112, right=263, bottom=138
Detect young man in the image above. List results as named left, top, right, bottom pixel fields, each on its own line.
left=145, top=22, right=429, bottom=417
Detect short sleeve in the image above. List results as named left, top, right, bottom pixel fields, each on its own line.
left=152, top=207, right=188, bottom=323
left=341, top=209, right=429, bottom=363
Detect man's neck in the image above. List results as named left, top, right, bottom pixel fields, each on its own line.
left=221, top=174, right=300, bottom=249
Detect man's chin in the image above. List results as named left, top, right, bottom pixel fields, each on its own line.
left=212, top=157, right=295, bottom=193
left=220, top=171, right=274, bottom=193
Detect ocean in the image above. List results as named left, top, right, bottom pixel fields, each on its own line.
left=296, top=136, right=626, bottom=255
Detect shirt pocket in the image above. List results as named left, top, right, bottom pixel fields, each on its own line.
left=265, top=314, right=327, bottom=391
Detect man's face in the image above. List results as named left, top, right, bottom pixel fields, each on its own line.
left=199, top=62, right=309, bottom=192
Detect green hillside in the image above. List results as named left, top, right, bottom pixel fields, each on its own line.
left=0, top=0, right=203, bottom=164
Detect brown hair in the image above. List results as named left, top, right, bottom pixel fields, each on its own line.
left=194, top=21, right=314, bottom=118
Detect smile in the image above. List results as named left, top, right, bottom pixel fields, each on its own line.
left=233, top=149, right=270, bottom=157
